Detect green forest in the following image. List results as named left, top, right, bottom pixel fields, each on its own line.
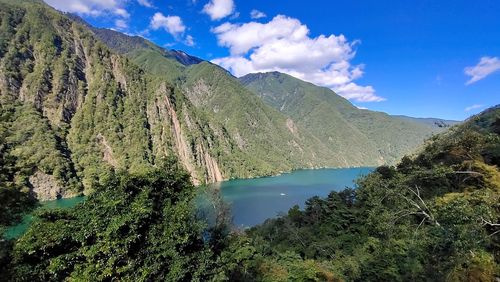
left=0, top=0, right=499, bottom=281
left=1, top=103, right=499, bottom=281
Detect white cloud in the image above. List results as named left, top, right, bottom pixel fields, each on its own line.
left=137, top=0, right=154, bottom=8
left=250, top=9, right=266, bottom=19
left=149, top=13, right=194, bottom=46
left=335, top=83, right=384, bottom=102
left=464, top=56, right=500, bottom=85
left=464, top=104, right=484, bottom=112
left=202, top=0, right=235, bottom=20
left=211, top=15, right=384, bottom=102
left=114, top=19, right=128, bottom=29
left=150, top=13, right=186, bottom=37
left=114, top=8, right=130, bottom=18
left=45, top=0, right=129, bottom=18
left=184, top=35, right=195, bottom=46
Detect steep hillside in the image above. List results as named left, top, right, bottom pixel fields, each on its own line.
left=0, top=0, right=215, bottom=197
left=239, top=105, right=500, bottom=281
left=0, top=0, right=459, bottom=208
left=0, top=0, right=346, bottom=206
left=240, top=72, right=454, bottom=164
left=88, top=24, right=451, bottom=168
left=87, top=24, right=385, bottom=168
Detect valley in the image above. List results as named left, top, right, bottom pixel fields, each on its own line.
left=0, top=0, right=498, bottom=281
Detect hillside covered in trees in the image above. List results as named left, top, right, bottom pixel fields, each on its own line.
left=0, top=0, right=452, bottom=227
left=227, top=105, right=500, bottom=281
left=1, top=107, right=498, bottom=280
left=1, top=0, right=498, bottom=280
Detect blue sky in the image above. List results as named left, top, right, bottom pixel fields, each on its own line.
left=45, top=0, right=500, bottom=120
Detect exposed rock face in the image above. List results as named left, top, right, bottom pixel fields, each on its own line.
left=183, top=79, right=212, bottom=108
left=29, top=171, right=76, bottom=200
left=163, top=87, right=200, bottom=184
left=286, top=118, right=298, bottom=135
left=97, top=133, right=118, bottom=167
left=146, top=83, right=226, bottom=185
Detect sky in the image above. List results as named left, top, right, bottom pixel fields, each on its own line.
left=43, top=0, right=500, bottom=120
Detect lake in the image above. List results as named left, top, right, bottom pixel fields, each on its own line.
left=208, top=167, right=373, bottom=227
left=3, top=196, right=86, bottom=240
left=4, top=167, right=373, bottom=239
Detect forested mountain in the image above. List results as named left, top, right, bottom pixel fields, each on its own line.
left=1, top=104, right=497, bottom=280
left=224, top=105, right=500, bottom=281
left=0, top=0, right=326, bottom=205
left=0, top=0, right=450, bottom=209
left=240, top=72, right=458, bottom=165
left=393, top=115, right=460, bottom=129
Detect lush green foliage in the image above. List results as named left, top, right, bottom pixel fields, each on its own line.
left=1, top=1, right=498, bottom=280
left=240, top=72, right=457, bottom=166
left=1, top=162, right=224, bottom=281
left=231, top=106, right=500, bottom=281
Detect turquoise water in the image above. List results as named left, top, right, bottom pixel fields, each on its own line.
left=5, top=167, right=372, bottom=238
left=3, top=196, right=86, bottom=239
left=209, top=167, right=373, bottom=228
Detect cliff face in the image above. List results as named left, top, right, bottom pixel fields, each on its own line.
left=0, top=1, right=228, bottom=198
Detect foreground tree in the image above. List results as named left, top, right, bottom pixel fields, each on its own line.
left=3, top=161, right=221, bottom=281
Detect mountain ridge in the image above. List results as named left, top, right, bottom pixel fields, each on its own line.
left=0, top=0, right=456, bottom=202
left=239, top=71, right=456, bottom=165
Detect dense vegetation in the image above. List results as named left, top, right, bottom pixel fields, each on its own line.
left=224, top=106, right=500, bottom=281
left=240, top=72, right=457, bottom=165
left=1, top=1, right=498, bottom=280
left=0, top=159, right=227, bottom=280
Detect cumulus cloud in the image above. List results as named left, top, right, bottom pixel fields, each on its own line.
left=211, top=15, right=384, bottom=102
left=114, top=8, right=130, bottom=18
left=465, top=56, right=500, bottom=85
left=45, top=0, right=129, bottom=18
left=250, top=9, right=266, bottom=19
left=150, top=13, right=186, bottom=37
left=202, top=0, right=235, bottom=20
left=149, top=13, right=194, bottom=46
left=464, top=104, right=484, bottom=112
left=335, top=83, right=384, bottom=102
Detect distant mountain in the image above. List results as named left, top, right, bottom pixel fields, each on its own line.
left=66, top=14, right=203, bottom=66
left=239, top=72, right=454, bottom=164
left=393, top=115, right=460, bottom=129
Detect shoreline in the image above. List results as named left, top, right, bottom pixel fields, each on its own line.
left=202, top=165, right=377, bottom=186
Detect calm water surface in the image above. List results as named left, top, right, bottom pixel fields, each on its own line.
left=5, top=168, right=373, bottom=239
left=3, top=196, right=86, bottom=239
left=209, top=167, right=373, bottom=228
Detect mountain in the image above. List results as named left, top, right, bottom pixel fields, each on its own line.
left=0, top=0, right=450, bottom=205
left=239, top=71, right=455, bottom=165
left=243, top=105, right=500, bottom=281
left=91, top=27, right=453, bottom=167
left=0, top=0, right=341, bottom=204
left=393, top=115, right=460, bottom=128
